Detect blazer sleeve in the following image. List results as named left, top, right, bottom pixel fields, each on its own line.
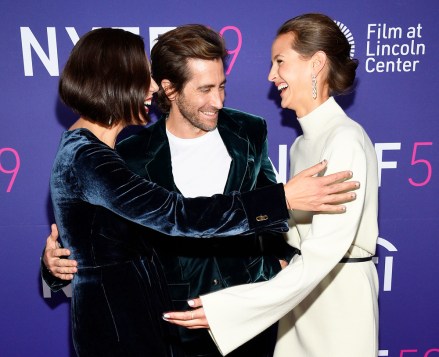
left=70, top=141, right=289, bottom=238
left=199, top=126, right=375, bottom=355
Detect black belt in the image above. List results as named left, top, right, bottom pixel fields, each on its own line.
left=340, top=257, right=373, bottom=263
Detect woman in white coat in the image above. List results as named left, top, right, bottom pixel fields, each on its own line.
left=164, top=13, right=379, bottom=357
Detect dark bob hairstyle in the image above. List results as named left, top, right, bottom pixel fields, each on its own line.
left=59, top=28, right=150, bottom=127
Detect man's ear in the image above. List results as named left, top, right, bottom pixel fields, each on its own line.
left=161, top=79, right=176, bottom=101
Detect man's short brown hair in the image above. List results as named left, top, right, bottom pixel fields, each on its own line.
left=151, top=24, right=228, bottom=113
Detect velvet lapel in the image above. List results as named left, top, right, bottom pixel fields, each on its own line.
left=217, top=110, right=249, bottom=194
left=142, top=117, right=181, bottom=193
left=145, top=111, right=249, bottom=195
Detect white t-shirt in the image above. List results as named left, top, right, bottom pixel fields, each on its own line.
left=166, top=128, right=231, bottom=198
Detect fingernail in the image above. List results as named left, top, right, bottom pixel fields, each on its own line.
left=188, top=300, right=195, bottom=307
left=340, top=206, right=346, bottom=211
left=351, top=193, right=356, bottom=199
left=355, top=182, right=360, bottom=188
left=349, top=171, right=353, bottom=177
left=163, top=313, right=170, bottom=319
left=321, top=159, right=327, bottom=165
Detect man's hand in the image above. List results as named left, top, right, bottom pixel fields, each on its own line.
left=284, top=160, right=359, bottom=213
left=43, top=224, right=77, bottom=280
left=163, top=298, right=208, bottom=329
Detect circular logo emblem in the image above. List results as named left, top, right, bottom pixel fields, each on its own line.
left=335, top=20, right=355, bottom=58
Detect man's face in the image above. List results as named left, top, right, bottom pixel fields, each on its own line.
left=171, top=58, right=225, bottom=134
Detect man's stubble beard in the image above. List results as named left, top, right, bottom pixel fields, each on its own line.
left=175, top=93, right=219, bottom=132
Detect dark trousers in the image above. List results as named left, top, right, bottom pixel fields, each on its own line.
left=178, top=323, right=278, bottom=357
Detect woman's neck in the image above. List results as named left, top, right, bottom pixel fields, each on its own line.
left=69, top=118, right=124, bottom=148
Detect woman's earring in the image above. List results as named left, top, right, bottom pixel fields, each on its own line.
left=311, top=74, right=317, bottom=100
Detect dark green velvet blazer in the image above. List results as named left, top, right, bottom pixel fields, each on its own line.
left=117, top=108, right=297, bottom=353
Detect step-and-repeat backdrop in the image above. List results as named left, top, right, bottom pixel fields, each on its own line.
left=1, top=0, right=438, bottom=356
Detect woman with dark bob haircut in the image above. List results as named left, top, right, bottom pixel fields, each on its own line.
left=49, top=27, right=301, bottom=356
left=165, top=14, right=379, bottom=357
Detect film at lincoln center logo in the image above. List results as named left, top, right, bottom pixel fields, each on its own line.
left=335, top=20, right=355, bottom=58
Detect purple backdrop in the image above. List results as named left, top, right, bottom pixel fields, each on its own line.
left=1, top=1, right=438, bottom=356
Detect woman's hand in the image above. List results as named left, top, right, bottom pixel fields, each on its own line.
left=162, top=298, right=209, bottom=329
left=284, top=160, right=359, bottom=212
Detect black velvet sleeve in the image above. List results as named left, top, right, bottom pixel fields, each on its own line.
left=66, top=137, right=289, bottom=238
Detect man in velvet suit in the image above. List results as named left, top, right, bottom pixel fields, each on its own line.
left=42, top=24, right=359, bottom=357
left=118, top=110, right=295, bottom=356
left=117, top=25, right=296, bottom=356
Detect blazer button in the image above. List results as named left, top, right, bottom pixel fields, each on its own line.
left=212, top=279, right=219, bottom=285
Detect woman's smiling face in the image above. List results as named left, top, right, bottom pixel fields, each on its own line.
left=268, top=33, right=314, bottom=117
